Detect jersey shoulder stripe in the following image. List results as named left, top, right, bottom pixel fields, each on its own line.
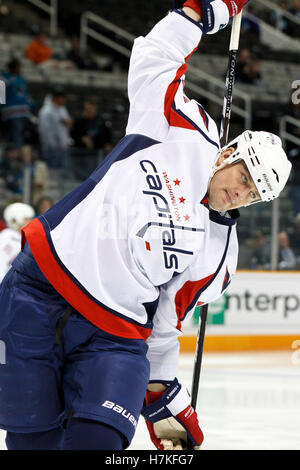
left=43, top=134, right=161, bottom=231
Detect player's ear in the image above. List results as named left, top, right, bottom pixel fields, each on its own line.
left=215, top=146, right=235, bottom=167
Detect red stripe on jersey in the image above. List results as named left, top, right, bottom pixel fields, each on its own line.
left=164, top=46, right=199, bottom=128
left=198, top=106, right=208, bottom=130
left=175, top=273, right=214, bottom=331
left=22, top=218, right=152, bottom=341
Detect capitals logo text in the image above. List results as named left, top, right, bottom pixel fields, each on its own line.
left=138, top=160, right=204, bottom=270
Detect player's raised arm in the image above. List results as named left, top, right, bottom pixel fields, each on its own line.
left=126, top=1, right=248, bottom=141
left=126, top=9, right=203, bottom=141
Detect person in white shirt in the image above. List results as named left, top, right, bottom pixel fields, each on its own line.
left=0, top=202, right=35, bottom=282
left=38, top=87, right=73, bottom=170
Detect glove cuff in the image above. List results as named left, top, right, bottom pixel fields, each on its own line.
left=142, top=378, right=190, bottom=423
left=202, top=0, right=230, bottom=34
left=223, top=0, right=245, bottom=17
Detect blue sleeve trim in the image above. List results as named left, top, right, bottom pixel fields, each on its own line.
left=172, top=8, right=204, bottom=32
left=148, top=379, right=175, bottom=386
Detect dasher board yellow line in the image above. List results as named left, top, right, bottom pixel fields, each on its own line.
left=179, top=335, right=300, bottom=352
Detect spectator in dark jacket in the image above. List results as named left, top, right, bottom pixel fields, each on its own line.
left=1, top=59, right=32, bottom=150
left=67, top=37, right=99, bottom=71
left=235, top=48, right=262, bottom=85
left=72, top=101, right=112, bottom=151
left=71, top=101, right=112, bottom=179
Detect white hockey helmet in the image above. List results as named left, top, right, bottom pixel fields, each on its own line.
left=3, top=202, right=35, bottom=230
left=213, top=131, right=292, bottom=205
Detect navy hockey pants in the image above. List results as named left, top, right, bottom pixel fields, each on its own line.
left=0, top=245, right=150, bottom=448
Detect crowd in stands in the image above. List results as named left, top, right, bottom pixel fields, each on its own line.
left=0, top=51, right=113, bottom=190
left=24, top=27, right=112, bottom=73
left=238, top=222, right=300, bottom=271
left=270, top=0, right=300, bottom=37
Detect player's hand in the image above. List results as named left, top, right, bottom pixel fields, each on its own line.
left=222, top=0, right=250, bottom=17
left=181, top=0, right=249, bottom=34
left=141, top=378, right=204, bottom=450
left=181, top=0, right=249, bottom=17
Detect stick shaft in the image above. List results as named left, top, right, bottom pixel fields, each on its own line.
left=220, top=12, right=243, bottom=147
left=187, top=12, right=243, bottom=450
left=190, top=305, right=208, bottom=409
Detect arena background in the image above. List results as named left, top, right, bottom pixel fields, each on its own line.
left=0, top=0, right=299, bottom=352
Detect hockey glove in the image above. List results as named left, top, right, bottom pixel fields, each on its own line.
left=141, top=378, right=204, bottom=450
left=178, top=0, right=249, bottom=34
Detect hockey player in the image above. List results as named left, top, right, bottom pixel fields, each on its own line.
left=0, top=0, right=291, bottom=450
left=0, top=202, right=35, bottom=282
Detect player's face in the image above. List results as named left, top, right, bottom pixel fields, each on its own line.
left=208, top=148, right=261, bottom=211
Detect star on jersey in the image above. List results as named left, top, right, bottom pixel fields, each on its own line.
left=173, top=179, right=181, bottom=186
left=179, top=196, right=186, bottom=204
left=184, top=214, right=190, bottom=221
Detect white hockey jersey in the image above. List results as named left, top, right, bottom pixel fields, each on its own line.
left=22, top=10, right=239, bottom=381
left=0, top=228, right=21, bottom=282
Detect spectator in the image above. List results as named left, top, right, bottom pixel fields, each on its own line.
left=25, top=31, right=53, bottom=66
left=71, top=101, right=112, bottom=179
left=0, top=202, right=35, bottom=282
left=241, top=4, right=261, bottom=41
left=237, top=237, right=253, bottom=269
left=38, top=87, right=73, bottom=170
left=271, top=1, right=289, bottom=33
left=1, top=59, right=32, bottom=152
left=287, top=0, right=300, bottom=37
left=235, top=48, right=251, bottom=79
left=67, top=36, right=99, bottom=71
left=35, top=195, right=54, bottom=216
left=248, top=230, right=270, bottom=270
left=0, top=144, right=24, bottom=194
left=0, top=206, right=6, bottom=232
left=0, top=1, right=11, bottom=33
left=278, top=231, right=297, bottom=270
left=289, top=212, right=300, bottom=258
left=0, top=1, right=9, bottom=17
left=235, top=48, right=262, bottom=85
left=31, top=159, right=49, bottom=204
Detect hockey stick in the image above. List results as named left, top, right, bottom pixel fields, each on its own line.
left=220, top=11, right=243, bottom=147
left=187, top=12, right=243, bottom=450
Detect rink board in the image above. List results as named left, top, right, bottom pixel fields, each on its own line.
left=181, top=271, right=300, bottom=352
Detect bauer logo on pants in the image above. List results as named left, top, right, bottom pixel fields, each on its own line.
left=101, top=400, right=138, bottom=428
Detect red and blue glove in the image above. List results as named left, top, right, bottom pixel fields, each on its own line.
left=141, top=378, right=204, bottom=450
left=174, top=0, right=250, bottom=34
